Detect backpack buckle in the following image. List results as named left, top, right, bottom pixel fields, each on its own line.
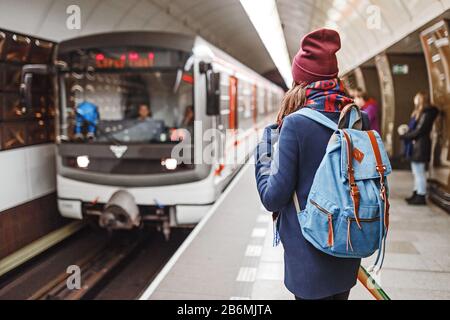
left=376, top=165, right=387, bottom=174
left=380, top=184, right=387, bottom=201
left=350, top=183, right=360, bottom=197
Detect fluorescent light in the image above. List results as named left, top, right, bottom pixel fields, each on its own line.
left=327, top=8, right=342, bottom=21
left=240, top=0, right=293, bottom=87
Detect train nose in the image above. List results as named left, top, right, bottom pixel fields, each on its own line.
left=99, top=190, right=141, bottom=230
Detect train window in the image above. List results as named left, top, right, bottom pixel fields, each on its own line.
left=0, top=32, right=5, bottom=60
left=62, top=68, right=194, bottom=144
left=6, top=34, right=31, bottom=63
left=31, top=74, right=52, bottom=93
left=47, top=120, right=55, bottom=142
left=219, top=75, right=230, bottom=130
left=0, top=94, right=28, bottom=120
left=1, top=122, right=27, bottom=149
left=32, top=94, right=51, bottom=119
left=257, top=88, right=265, bottom=115
left=28, top=120, right=49, bottom=144
left=3, top=64, right=22, bottom=92
left=237, top=80, right=253, bottom=130
left=0, top=31, right=55, bottom=152
left=30, top=39, right=53, bottom=64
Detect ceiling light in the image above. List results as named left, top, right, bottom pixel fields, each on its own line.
left=240, top=0, right=293, bottom=87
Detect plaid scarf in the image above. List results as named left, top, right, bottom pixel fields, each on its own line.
left=304, top=78, right=353, bottom=113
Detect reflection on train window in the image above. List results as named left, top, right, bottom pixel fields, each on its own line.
left=0, top=94, right=27, bottom=120
left=2, top=122, right=27, bottom=149
left=0, top=93, right=53, bottom=121
left=0, top=32, right=5, bottom=59
left=64, top=69, right=194, bottom=144
left=28, top=120, right=49, bottom=144
left=30, top=40, right=53, bottom=64
left=3, top=65, right=21, bottom=91
left=6, top=34, right=31, bottom=62
left=47, top=120, right=55, bottom=142
left=0, top=30, right=55, bottom=152
left=31, top=74, right=52, bottom=93
left=32, top=94, right=49, bottom=119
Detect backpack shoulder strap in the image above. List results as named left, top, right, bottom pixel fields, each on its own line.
left=338, top=104, right=363, bottom=130
left=297, top=108, right=338, bottom=131
left=367, top=131, right=390, bottom=231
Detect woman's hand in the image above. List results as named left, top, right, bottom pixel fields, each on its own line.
left=262, top=124, right=280, bottom=153
left=256, top=124, right=279, bottom=165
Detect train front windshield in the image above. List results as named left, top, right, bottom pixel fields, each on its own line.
left=60, top=49, right=194, bottom=144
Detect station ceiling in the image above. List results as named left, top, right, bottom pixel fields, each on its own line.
left=0, top=0, right=449, bottom=79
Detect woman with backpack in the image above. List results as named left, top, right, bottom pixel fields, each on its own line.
left=400, top=91, right=439, bottom=206
left=255, top=29, right=373, bottom=300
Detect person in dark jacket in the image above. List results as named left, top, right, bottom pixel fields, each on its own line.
left=400, top=91, right=439, bottom=205
left=255, top=29, right=369, bottom=300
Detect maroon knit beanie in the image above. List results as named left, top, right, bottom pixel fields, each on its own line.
left=292, top=28, right=341, bottom=85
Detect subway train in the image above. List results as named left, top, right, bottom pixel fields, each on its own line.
left=19, top=31, right=284, bottom=237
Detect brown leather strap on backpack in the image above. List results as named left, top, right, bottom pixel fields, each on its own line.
left=342, top=130, right=362, bottom=229
left=367, top=131, right=390, bottom=230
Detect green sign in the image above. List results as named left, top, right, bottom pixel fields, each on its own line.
left=392, top=64, right=409, bottom=75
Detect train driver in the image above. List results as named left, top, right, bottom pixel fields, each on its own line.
left=138, top=104, right=152, bottom=121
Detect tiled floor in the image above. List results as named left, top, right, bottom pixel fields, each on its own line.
left=251, top=171, right=450, bottom=300
left=148, top=167, right=450, bottom=300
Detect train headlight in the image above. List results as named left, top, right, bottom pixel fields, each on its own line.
left=77, top=155, right=90, bottom=168
left=162, top=158, right=178, bottom=171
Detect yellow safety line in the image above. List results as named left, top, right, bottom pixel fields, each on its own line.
left=0, top=221, right=84, bottom=277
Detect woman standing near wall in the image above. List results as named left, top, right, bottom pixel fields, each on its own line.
left=401, top=91, right=439, bottom=206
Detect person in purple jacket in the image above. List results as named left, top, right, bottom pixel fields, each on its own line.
left=255, top=29, right=370, bottom=300
left=354, top=88, right=381, bottom=134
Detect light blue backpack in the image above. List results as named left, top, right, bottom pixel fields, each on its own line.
left=294, top=105, right=392, bottom=271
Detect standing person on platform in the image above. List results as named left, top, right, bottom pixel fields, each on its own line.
left=255, top=29, right=370, bottom=300
left=354, top=88, right=381, bottom=134
left=400, top=91, right=439, bottom=206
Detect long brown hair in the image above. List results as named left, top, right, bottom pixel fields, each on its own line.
left=412, top=91, right=430, bottom=120
left=277, top=83, right=307, bottom=126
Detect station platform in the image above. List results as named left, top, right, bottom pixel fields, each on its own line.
left=140, top=164, right=450, bottom=300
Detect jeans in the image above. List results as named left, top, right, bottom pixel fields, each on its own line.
left=295, top=290, right=350, bottom=301
left=411, top=162, right=427, bottom=196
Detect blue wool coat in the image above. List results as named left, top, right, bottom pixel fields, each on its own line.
left=255, top=110, right=368, bottom=299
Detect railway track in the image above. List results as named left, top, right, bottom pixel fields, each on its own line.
left=0, top=228, right=190, bottom=300
left=29, top=237, right=143, bottom=300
